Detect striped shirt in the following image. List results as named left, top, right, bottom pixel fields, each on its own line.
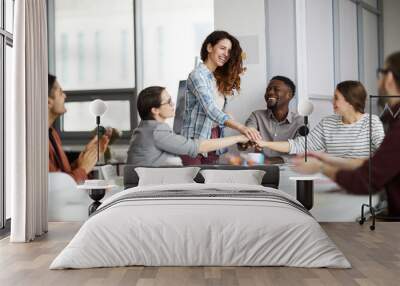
left=288, top=114, right=385, bottom=158
left=181, top=63, right=230, bottom=140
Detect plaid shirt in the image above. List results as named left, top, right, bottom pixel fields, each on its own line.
left=181, top=63, right=229, bottom=140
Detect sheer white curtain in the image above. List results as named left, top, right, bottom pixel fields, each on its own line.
left=8, top=0, right=48, bottom=242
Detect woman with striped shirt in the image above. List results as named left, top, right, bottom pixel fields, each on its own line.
left=255, top=81, right=385, bottom=158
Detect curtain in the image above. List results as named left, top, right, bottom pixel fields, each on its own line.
left=8, top=0, right=48, bottom=242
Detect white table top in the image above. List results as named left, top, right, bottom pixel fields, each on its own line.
left=289, top=175, right=323, bottom=181
left=77, top=184, right=117, bottom=190
left=279, top=165, right=380, bottom=222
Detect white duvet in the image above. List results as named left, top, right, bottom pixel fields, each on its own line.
left=50, top=183, right=351, bottom=269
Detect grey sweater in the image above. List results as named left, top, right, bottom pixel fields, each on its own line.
left=127, top=120, right=200, bottom=166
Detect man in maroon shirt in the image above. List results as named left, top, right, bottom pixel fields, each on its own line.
left=48, top=74, right=111, bottom=183
left=292, top=51, right=400, bottom=216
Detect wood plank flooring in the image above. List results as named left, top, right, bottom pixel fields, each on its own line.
left=0, top=222, right=399, bottom=286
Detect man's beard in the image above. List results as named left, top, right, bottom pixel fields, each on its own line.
left=266, top=97, right=278, bottom=109
left=377, top=95, right=388, bottom=108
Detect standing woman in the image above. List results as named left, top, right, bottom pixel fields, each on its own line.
left=181, top=30, right=261, bottom=165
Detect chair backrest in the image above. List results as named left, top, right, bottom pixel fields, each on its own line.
left=48, top=172, right=91, bottom=221
left=173, top=80, right=187, bottom=134
left=123, top=164, right=280, bottom=190
left=100, top=164, right=118, bottom=180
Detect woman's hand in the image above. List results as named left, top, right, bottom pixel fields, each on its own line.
left=291, top=156, right=323, bottom=174
left=238, top=125, right=261, bottom=141
left=237, top=135, right=250, bottom=143
left=255, top=140, right=267, bottom=148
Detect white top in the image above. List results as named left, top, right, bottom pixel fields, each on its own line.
left=212, top=79, right=225, bottom=110
left=288, top=114, right=385, bottom=158
left=212, top=80, right=225, bottom=128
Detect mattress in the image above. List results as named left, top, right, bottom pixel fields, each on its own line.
left=50, top=183, right=351, bottom=269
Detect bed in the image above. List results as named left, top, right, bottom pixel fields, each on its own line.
left=50, top=165, right=350, bottom=269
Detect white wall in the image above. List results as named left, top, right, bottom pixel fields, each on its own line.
left=216, top=0, right=384, bottom=129
left=266, top=0, right=297, bottom=111
left=214, top=0, right=336, bottom=129
left=304, top=0, right=335, bottom=127
left=383, top=0, right=400, bottom=58
left=214, top=0, right=267, bottom=134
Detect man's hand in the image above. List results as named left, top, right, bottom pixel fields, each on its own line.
left=237, top=140, right=258, bottom=151
left=86, top=128, right=112, bottom=153
left=237, top=142, right=249, bottom=151
left=77, top=145, right=98, bottom=174
left=307, top=151, right=330, bottom=162
left=291, top=156, right=323, bottom=174
left=78, top=128, right=112, bottom=173
left=307, top=151, right=365, bottom=170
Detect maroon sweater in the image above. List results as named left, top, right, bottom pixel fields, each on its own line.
left=336, top=103, right=400, bottom=215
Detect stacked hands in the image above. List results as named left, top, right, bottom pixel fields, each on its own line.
left=75, top=128, right=113, bottom=174
left=235, top=125, right=266, bottom=148
left=237, top=125, right=262, bottom=142
left=236, top=125, right=268, bottom=152
left=237, top=140, right=264, bottom=152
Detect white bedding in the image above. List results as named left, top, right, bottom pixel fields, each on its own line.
left=50, top=183, right=351, bottom=269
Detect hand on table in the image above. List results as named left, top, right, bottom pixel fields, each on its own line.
left=291, top=155, right=323, bottom=175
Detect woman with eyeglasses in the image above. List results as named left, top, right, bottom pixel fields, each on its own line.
left=126, top=86, right=249, bottom=166
left=180, top=31, right=261, bottom=165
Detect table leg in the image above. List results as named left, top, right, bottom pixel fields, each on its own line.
left=296, top=180, right=314, bottom=210
left=88, top=189, right=106, bottom=215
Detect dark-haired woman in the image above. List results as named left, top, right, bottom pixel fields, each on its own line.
left=181, top=30, right=261, bottom=165
left=255, top=81, right=385, bottom=158
left=126, top=86, right=249, bottom=166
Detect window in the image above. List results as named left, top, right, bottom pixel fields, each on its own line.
left=306, top=0, right=335, bottom=98
left=335, top=0, right=383, bottom=95
left=337, top=0, right=358, bottom=82
left=1, top=0, right=14, bottom=231
left=49, top=0, right=214, bottom=139
left=49, top=0, right=136, bottom=143
left=137, top=0, right=214, bottom=125
left=305, top=0, right=383, bottom=98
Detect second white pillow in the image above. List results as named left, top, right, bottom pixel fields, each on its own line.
left=135, top=167, right=200, bottom=186
left=200, top=169, right=266, bottom=185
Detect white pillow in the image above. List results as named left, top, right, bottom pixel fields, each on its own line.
left=135, top=167, right=200, bottom=186
left=200, top=169, right=266, bottom=185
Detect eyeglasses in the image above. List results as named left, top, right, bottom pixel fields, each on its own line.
left=377, top=68, right=390, bottom=79
left=160, top=98, right=173, bottom=106
left=377, top=68, right=400, bottom=81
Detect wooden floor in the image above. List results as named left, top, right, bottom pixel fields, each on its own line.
left=0, top=222, right=399, bottom=286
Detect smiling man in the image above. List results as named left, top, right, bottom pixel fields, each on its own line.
left=243, top=76, right=303, bottom=157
